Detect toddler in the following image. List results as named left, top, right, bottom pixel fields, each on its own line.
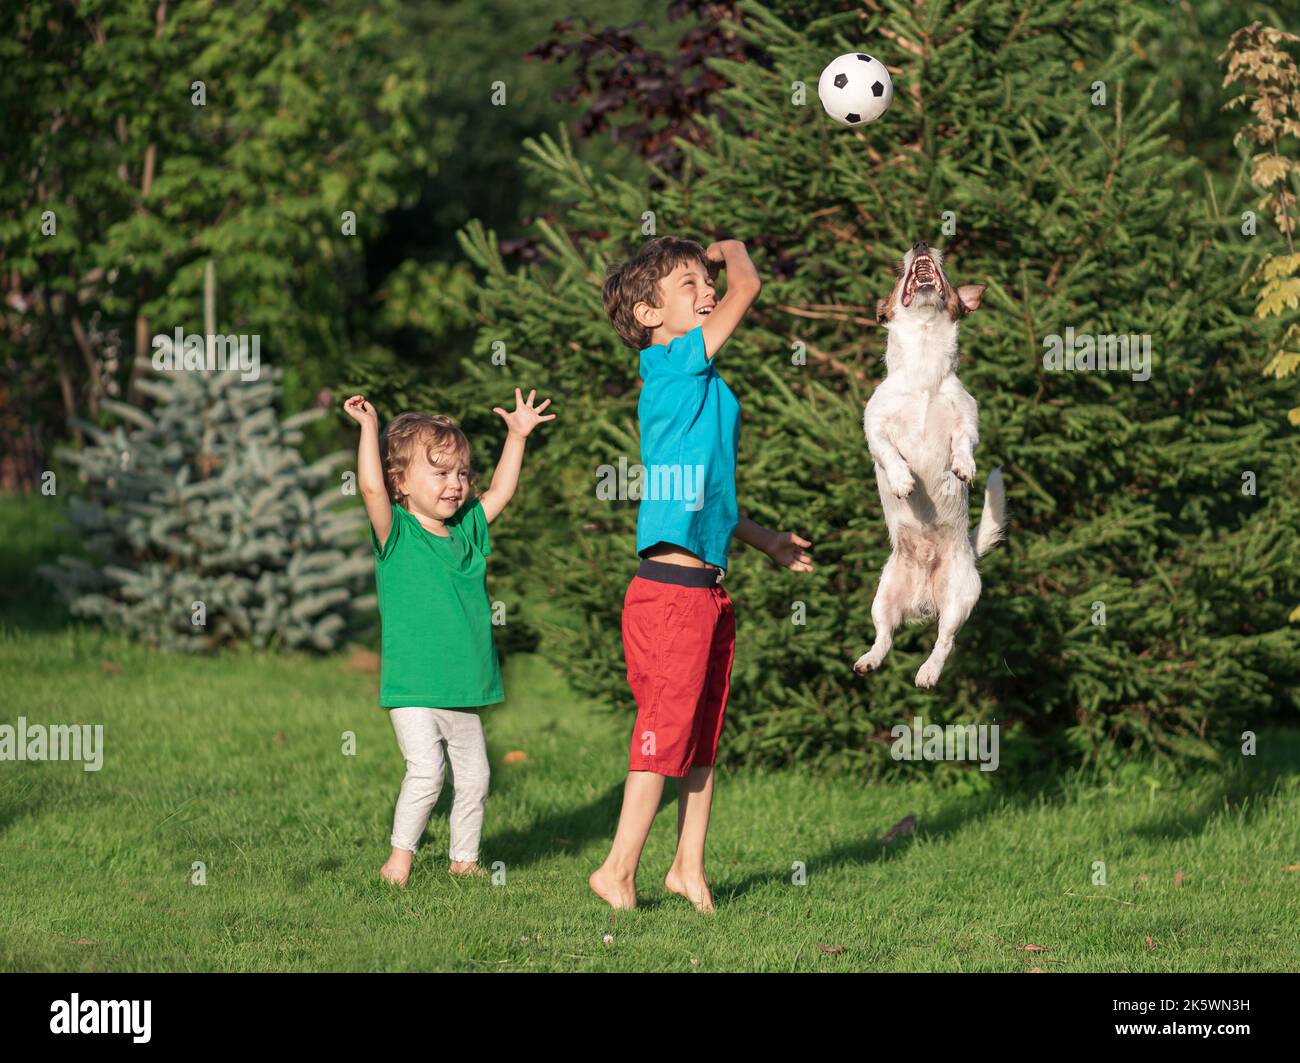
left=344, top=389, right=554, bottom=886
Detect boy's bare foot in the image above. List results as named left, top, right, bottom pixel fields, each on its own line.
left=589, top=865, right=637, bottom=910
left=380, top=848, right=413, bottom=889
left=665, top=867, right=714, bottom=914
left=448, top=860, right=488, bottom=877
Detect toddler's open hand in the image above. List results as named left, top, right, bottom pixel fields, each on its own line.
left=493, top=388, right=556, bottom=439
left=343, top=395, right=378, bottom=429
left=766, top=531, right=814, bottom=573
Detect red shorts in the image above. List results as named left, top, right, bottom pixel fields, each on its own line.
left=621, top=565, right=736, bottom=777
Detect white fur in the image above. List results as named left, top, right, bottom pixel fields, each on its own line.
left=854, top=247, right=1006, bottom=688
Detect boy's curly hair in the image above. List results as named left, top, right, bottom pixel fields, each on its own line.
left=380, top=413, right=476, bottom=506
left=602, top=236, right=710, bottom=349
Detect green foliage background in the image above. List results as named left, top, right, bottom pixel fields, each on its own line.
left=431, top=0, right=1300, bottom=774
left=4, top=0, right=1298, bottom=775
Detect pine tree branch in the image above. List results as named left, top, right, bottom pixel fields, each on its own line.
left=776, top=303, right=877, bottom=328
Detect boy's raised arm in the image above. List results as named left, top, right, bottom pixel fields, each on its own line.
left=700, top=239, right=762, bottom=359
left=343, top=395, right=393, bottom=547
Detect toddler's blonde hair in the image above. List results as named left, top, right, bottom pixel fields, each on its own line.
left=380, top=413, right=475, bottom=506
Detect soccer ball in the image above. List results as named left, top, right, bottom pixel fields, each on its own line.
left=817, top=53, right=893, bottom=127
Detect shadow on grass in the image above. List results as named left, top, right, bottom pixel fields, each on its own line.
left=0, top=492, right=76, bottom=634
left=0, top=770, right=50, bottom=840
left=718, top=786, right=1009, bottom=904
left=1125, top=730, right=1300, bottom=843
left=483, top=781, right=676, bottom=873
left=714, top=732, right=1300, bottom=906
left=471, top=725, right=1300, bottom=906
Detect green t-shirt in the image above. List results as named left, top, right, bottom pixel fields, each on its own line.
left=370, top=499, right=504, bottom=708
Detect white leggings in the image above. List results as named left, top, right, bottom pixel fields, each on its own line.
left=387, top=706, right=490, bottom=862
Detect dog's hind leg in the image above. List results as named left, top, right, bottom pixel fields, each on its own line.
left=854, top=555, right=909, bottom=674
left=914, top=550, right=980, bottom=689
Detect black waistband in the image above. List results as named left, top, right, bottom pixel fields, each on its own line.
left=635, top=558, right=725, bottom=588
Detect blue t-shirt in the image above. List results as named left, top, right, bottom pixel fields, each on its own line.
left=635, top=326, right=741, bottom=570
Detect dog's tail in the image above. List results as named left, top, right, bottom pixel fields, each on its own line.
left=971, top=467, right=1006, bottom=557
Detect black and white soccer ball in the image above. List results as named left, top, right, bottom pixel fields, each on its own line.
left=817, top=52, right=893, bottom=126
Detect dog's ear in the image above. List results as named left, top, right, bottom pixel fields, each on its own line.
left=876, top=298, right=891, bottom=324
left=957, top=284, right=987, bottom=314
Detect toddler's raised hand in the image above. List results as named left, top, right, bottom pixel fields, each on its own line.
left=493, top=388, right=556, bottom=439
left=343, top=394, right=378, bottom=429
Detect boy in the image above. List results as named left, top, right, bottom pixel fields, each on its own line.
left=589, top=236, right=814, bottom=913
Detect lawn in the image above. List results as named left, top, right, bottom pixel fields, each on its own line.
left=1, top=496, right=1298, bottom=971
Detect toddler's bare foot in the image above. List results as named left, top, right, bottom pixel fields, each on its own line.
left=448, top=860, right=488, bottom=877
left=665, top=866, right=714, bottom=914
left=589, top=865, right=637, bottom=910
left=380, top=848, right=413, bottom=889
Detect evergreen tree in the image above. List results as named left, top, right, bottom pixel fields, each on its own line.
left=39, top=341, right=372, bottom=653
left=443, top=0, right=1300, bottom=774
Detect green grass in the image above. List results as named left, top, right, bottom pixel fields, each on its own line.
left=2, top=624, right=1298, bottom=971
left=2, top=492, right=1298, bottom=971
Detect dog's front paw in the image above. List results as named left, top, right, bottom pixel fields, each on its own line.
left=853, top=651, right=882, bottom=675
left=889, top=467, right=915, bottom=498
left=914, top=659, right=944, bottom=689
left=951, top=454, right=976, bottom=483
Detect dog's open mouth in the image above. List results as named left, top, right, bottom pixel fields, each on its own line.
left=902, top=256, right=940, bottom=307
